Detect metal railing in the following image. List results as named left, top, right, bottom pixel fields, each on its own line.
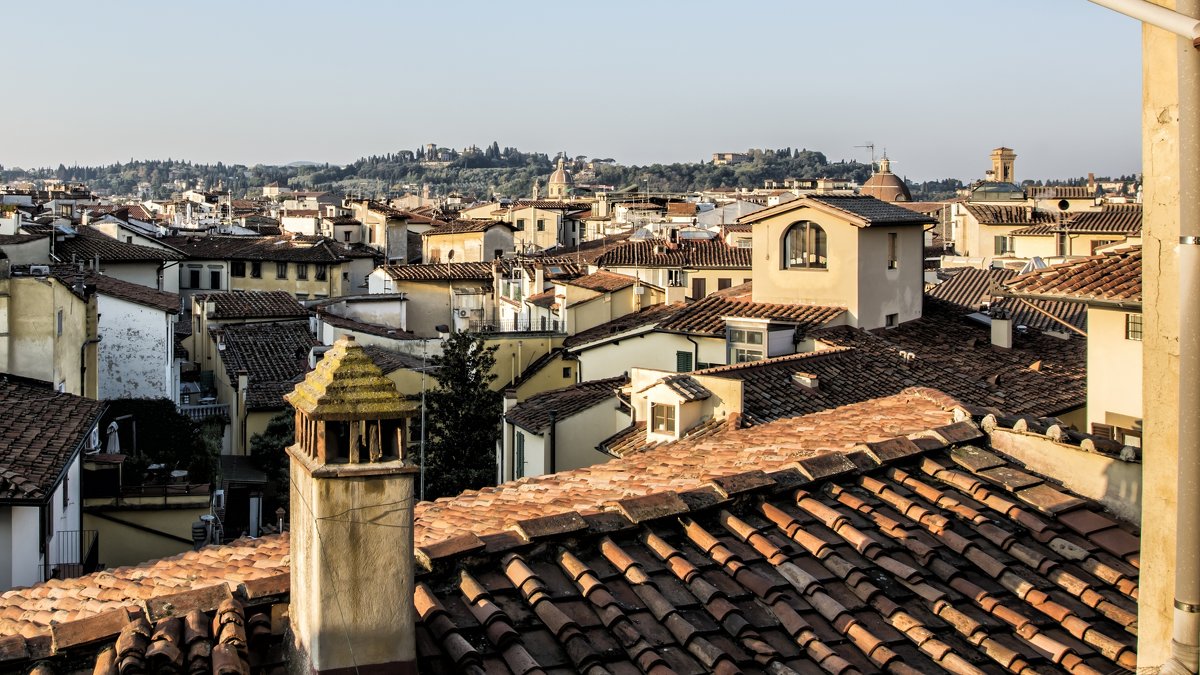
left=467, top=319, right=564, bottom=334
left=178, top=402, right=230, bottom=422
left=47, top=530, right=100, bottom=580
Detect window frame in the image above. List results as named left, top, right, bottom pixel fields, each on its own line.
left=250, top=262, right=262, bottom=278
left=296, top=263, right=309, bottom=281
left=782, top=220, right=828, bottom=269
left=314, top=264, right=327, bottom=281
left=231, top=261, right=246, bottom=277
left=887, top=232, right=899, bottom=270
left=276, top=262, right=289, bottom=279
left=1126, top=313, right=1143, bottom=341
left=651, top=403, right=676, bottom=434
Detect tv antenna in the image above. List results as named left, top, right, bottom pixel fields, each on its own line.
left=855, top=142, right=877, bottom=165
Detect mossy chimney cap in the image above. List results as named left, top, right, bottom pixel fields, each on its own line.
left=285, top=335, right=411, bottom=421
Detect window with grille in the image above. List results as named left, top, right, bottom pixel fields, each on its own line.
left=1126, top=313, right=1142, bottom=341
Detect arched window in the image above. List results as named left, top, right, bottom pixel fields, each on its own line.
left=783, top=221, right=827, bottom=269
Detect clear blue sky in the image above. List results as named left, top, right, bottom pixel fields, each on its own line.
left=2, top=0, right=1141, bottom=181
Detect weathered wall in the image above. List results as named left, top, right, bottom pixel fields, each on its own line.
left=7, top=506, right=40, bottom=589
left=574, top=332, right=725, bottom=381
left=288, top=457, right=416, bottom=673
left=989, top=429, right=1141, bottom=524
left=1138, top=2, right=1193, bottom=666
left=855, top=226, right=924, bottom=328
left=96, top=295, right=176, bottom=401
left=4, top=277, right=94, bottom=395
left=552, top=400, right=629, bottom=473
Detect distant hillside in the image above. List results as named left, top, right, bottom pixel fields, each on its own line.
left=0, top=144, right=965, bottom=201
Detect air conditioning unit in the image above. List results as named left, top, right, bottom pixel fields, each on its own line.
left=457, top=309, right=469, bottom=318
left=633, top=286, right=645, bottom=296
left=29, top=265, right=50, bottom=276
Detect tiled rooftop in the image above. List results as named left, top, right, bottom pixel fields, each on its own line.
left=562, top=302, right=688, bottom=349
left=0, top=376, right=105, bottom=503
left=963, top=205, right=1061, bottom=226
left=928, top=268, right=1087, bottom=334
left=1026, top=185, right=1101, bottom=199
left=378, top=262, right=494, bottom=282
left=658, top=283, right=845, bottom=337
left=42, top=267, right=180, bottom=314
left=160, top=235, right=382, bottom=263
left=27, top=225, right=185, bottom=262
left=812, top=302, right=1086, bottom=418
left=211, top=320, right=321, bottom=410
left=594, top=238, right=751, bottom=269
left=506, top=377, right=626, bottom=433
left=1003, top=248, right=1141, bottom=307
left=566, top=270, right=639, bottom=293
left=0, top=404, right=1141, bottom=675
left=196, top=290, right=307, bottom=320
left=1010, top=204, right=1141, bottom=237
left=740, top=195, right=937, bottom=228
left=423, top=219, right=513, bottom=236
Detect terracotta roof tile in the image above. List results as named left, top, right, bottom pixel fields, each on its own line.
left=505, top=377, right=626, bottom=433
left=379, top=262, right=494, bottom=282
left=196, top=290, right=307, bottom=320
left=423, top=219, right=514, bottom=236
left=964, top=204, right=1061, bottom=226
left=1003, top=247, right=1141, bottom=307
left=594, top=238, right=751, bottom=269
left=565, top=270, right=638, bottom=293
left=210, top=320, right=321, bottom=410
left=657, top=282, right=844, bottom=336
left=0, top=377, right=105, bottom=502
left=928, top=267, right=1087, bottom=333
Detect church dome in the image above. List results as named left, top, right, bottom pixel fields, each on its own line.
left=548, top=157, right=572, bottom=187
left=860, top=156, right=911, bottom=202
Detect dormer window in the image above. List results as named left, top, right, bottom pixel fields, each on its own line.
left=783, top=221, right=827, bottom=269
left=651, top=403, right=676, bottom=435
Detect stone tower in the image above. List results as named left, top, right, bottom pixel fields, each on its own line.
left=285, top=335, right=419, bottom=674
left=991, top=147, right=1016, bottom=183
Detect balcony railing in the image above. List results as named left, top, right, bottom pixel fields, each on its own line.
left=178, top=402, right=230, bottom=422
left=468, top=319, right=564, bottom=334
left=45, top=530, right=100, bottom=581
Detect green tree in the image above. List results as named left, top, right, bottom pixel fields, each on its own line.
left=424, top=333, right=501, bottom=499
left=249, top=408, right=295, bottom=512
left=101, top=399, right=219, bottom=484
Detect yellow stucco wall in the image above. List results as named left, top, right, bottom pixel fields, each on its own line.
left=83, top=507, right=210, bottom=568
left=1087, top=307, right=1143, bottom=433
left=1, top=276, right=97, bottom=396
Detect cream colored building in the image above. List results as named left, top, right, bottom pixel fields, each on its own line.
left=0, top=264, right=99, bottom=397
left=421, top=220, right=514, bottom=263
left=1004, top=247, right=1143, bottom=445
left=740, top=194, right=934, bottom=329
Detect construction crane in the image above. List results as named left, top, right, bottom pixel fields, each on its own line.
left=855, top=142, right=877, bottom=166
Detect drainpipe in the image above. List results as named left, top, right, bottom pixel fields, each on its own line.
left=547, top=409, right=557, bottom=475
left=1091, top=1, right=1200, bottom=671
left=1168, top=18, right=1200, bottom=672
left=685, top=334, right=701, bottom=372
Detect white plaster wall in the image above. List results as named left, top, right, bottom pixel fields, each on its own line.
left=574, top=332, right=724, bottom=380
left=1087, top=307, right=1143, bottom=431
left=552, top=401, right=629, bottom=473
left=97, top=295, right=175, bottom=401
left=9, top=506, right=41, bottom=588
left=855, top=227, right=924, bottom=329
left=0, top=508, right=10, bottom=589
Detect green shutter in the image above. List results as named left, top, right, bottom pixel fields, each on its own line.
left=676, top=351, right=693, bottom=372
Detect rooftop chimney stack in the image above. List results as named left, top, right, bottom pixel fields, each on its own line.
left=991, top=310, right=1014, bottom=350
left=284, top=335, right=419, bottom=674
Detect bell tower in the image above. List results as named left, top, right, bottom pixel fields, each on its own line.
left=990, top=147, right=1016, bottom=183
left=285, top=335, right=419, bottom=674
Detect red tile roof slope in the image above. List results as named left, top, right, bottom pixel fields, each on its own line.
left=0, top=377, right=105, bottom=503
left=423, top=219, right=513, bottom=235
left=929, top=268, right=1087, bottom=334
left=211, top=320, right=321, bottom=410
left=1004, top=247, right=1142, bottom=307
left=0, top=408, right=1141, bottom=675
left=196, top=290, right=307, bottom=320
left=505, top=376, right=626, bottom=433
left=43, top=267, right=180, bottom=314
left=658, top=282, right=845, bottom=337
left=565, top=270, right=638, bottom=293
left=0, top=390, right=957, bottom=639
left=594, top=238, right=751, bottom=269
left=378, top=262, right=494, bottom=282
left=813, top=301, right=1087, bottom=417
left=964, top=204, right=1061, bottom=226
left=562, top=302, right=688, bottom=349
left=1010, top=204, right=1141, bottom=237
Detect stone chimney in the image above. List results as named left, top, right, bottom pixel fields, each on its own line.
left=284, top=335, right=419, bottom=674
